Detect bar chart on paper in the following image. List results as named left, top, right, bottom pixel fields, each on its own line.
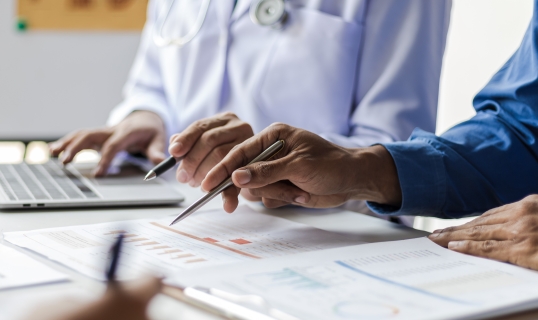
left=4, top=206, right=360, bottom=280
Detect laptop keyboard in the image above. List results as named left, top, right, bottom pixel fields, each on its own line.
left=0, top=160, right=99, bottom=201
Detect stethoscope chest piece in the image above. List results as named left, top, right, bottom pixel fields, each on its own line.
left=250, top=0, right=287, bottom=28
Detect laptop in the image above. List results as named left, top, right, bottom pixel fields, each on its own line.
left=0, top=158, right=184, bottom=209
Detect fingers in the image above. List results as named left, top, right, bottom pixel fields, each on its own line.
left=221, top=186, right=241, bottom=213
left=169, top=116, right=231, bottom=158
left=428, top=224, right=510, bottom=247
left=202, top=123, right=291, bottom=192
left=248, top=181, right=310, bottom=206
left=177, top=127, right=239, bottom=184
left=60, top=130, right=112, bottom=165
left=431, top=211, right=510, bottom=237
left=49, top=131, right=79, bottom=156
left=95, top=133, right=130, bottom=176
left=188, top=143, right=237, bottom=186
left=120, top=276, right=163, bottom=304
left=447, top=240, right=512, bottom=263
left=240, top=188, right=261, bottom=202
left=145, top=133, right=166, bottom=164
left=262, top=198, right=291, bottom=209
left=231, top=159, right=293, bottom=190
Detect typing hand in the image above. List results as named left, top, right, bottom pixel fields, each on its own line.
left=169, top=112, right=254, bottom=187
left=49, top=111, right=167, bottom=176
left=201, top=123, right=402, bottom=213
left=27, top=277, right=162, bottom=320
left=428, top=195, right=538, bottom=270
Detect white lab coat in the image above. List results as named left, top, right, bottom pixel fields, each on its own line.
left=109, top=0, right=451, bottom=148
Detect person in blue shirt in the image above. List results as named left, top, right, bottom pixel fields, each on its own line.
left=201, top=0, right=538, bottom=270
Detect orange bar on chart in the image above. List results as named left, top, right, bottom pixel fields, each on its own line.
left=104, top=230, right=126, bottom=235
left=230, top=238, right=251, bottom=245
left=172, top=253, right=194, bottom=259
left=185, top=258, right=206, bottom=264
left=125, top=238, right=148, bottom=243
left=158, top=249, right=182, bottom=255
left=122, top=234, right=138, bottom=238
left=136, top=241, right=159, bottom=246
left=148, top=246, right=170, bottom=250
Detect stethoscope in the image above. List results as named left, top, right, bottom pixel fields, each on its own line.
left=154, top=0, right=287, bottom=47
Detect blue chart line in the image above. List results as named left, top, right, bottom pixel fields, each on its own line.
left=246, top=268, right=327, bottom=291
left=335, top=261, right=470, bottom=305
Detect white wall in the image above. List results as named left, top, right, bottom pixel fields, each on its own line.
left=0, top=0, right=142, bottom=141
left=436, top=0, right=533, bottom=134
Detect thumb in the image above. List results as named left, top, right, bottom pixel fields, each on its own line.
left=231, top=158, right=290, bottom=189
left=146, top=134, right=166, bottom=164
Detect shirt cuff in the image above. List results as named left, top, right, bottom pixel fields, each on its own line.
left=366, top=138, right=446, bottom=216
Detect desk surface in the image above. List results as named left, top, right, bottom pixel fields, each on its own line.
left=0, top=180, right=525, bottom=320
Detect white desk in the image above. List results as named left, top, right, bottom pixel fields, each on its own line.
left=0, top=180, right=448, bottom=320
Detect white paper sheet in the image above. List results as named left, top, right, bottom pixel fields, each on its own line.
left=4, top=206, right=361, bottom=280
left=167, top=237, right=538, bottom=320
left=0, top=244, right=68, bottom=290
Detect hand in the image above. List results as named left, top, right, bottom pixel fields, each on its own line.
left=169, top=112, right=254, bottom=187
left=26, top=277, right=162, bottom=320
left=201, top=123, right=402, bottom=213
left=49, top=111, right=167, bottom=176
left=428, top=195, right=538, bottom=270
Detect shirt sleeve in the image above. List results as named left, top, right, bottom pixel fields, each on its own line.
left=321, top=0, right=452, bottom=148
left=107, top=0, right=179, bottom=140
left=368, top=2, right=538, bottom=218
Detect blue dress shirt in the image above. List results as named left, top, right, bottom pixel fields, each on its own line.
left=368, top=0, right=538, bottom=219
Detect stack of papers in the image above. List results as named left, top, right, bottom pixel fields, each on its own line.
left=8, top=205, right=538, bottom=319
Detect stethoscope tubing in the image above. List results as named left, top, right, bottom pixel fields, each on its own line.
left=153, top=0, right=211, bottom=47
left=154, top=0, right=286, bottom=47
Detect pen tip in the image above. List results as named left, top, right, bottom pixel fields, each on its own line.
left=144, top=171, right=156, bottom=181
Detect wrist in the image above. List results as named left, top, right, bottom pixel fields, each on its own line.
left=129, top=110, right=164, bottom=125
left=349, top=145, right=402, bottom=206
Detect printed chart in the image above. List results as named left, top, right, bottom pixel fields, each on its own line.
left=169, top=238, right=538, bottom=320
left=5, top=206, right=359, bottom=280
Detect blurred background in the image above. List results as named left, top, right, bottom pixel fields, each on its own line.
left=0, top=0, right=533, bottom=231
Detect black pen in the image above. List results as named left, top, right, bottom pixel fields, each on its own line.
left=144, top=156, right=184, bottom=181
left=106, top=233, right=124, bottom=282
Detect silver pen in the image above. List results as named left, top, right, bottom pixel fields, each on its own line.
left=169, top=140, right=285, bottom=226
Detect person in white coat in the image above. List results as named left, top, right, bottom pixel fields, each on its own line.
left=50, top=0, right=451, bottom=191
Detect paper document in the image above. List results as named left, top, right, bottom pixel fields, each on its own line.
left=168, top=238, right=538, bottom=320
left=5, top=206, right=361, bottom=280
left=0, top=244, right=68, bottom=290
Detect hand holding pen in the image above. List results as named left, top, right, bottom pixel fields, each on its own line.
left=147, top=113, right=254, bottom=185
left=201, top=123, right=384, bottom=213
left=26, top=235, right=162, bottom=320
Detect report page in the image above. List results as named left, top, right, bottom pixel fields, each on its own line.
left=4, top=206, right=361, bottom=280
left=168, top=238, right=538, bottom=320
